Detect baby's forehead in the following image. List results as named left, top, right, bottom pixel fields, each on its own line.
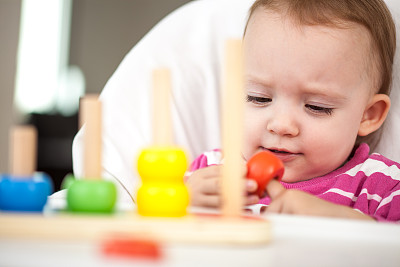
left=246, top=9, right=379, bottom=91
left=250, top=8, right=371, bottom=38
left=248, top=8, right=374, bottom=54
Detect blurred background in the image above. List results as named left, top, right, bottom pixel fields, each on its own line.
left=0, top=0, right=191, bottom=191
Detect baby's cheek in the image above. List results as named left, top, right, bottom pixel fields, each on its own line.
left=241, top=137, right=257, bottom=160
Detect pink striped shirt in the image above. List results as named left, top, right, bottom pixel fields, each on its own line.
left=189, top=144, right=400, bottom=222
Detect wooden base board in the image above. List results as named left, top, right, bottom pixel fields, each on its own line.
left=0, top=212, right=270, bottom=245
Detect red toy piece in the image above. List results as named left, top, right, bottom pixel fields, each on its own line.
left=246, top=151, right=284, bottom=197
left=102, top=238, right=162, bottom=261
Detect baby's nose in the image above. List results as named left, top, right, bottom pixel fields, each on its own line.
left=266, top=110, right=299, bottom=137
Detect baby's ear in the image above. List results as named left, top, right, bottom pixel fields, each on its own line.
left=358, top=94, right=391, bottom=136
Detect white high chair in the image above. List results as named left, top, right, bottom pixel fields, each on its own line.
left=71, top=0, right=400, bottom=208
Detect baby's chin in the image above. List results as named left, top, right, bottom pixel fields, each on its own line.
left=280, top=173, right=314, bottom=183
left=281, top=167, right=334, bottom=183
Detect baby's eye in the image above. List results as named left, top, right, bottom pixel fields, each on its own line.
left=246, top=95, right=272, bottom=106
left=305, top=104, right=334, bottom=115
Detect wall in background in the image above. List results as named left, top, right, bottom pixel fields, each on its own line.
left=0, top=0, right=191, bottom=188
left=70, top=0, right=191, bottom=94
left=0, top=0, right=22, bottom=173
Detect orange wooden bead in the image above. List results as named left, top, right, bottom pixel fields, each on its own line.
left=246, top=151, right=284, bottom=197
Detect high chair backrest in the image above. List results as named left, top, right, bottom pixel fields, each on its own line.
left=72, top=0, right=400, bottom=205
left=376, top=0, right=400, bottom=161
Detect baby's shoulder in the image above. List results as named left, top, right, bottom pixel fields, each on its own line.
left=345, top=152, right=400, bottom=192
left=360, top=152, right=400, bottom=178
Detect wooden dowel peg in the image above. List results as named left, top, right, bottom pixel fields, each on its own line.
left=152, top=68, right=173, bottom=146
left=67, top=94, right=117, bottom=213
left=9, top=125, right=37, bottom=177
left=81, top=95, right=102, bottom=179
left=221, top=39, right=245, bottom=217
left=2, top=125, right=53, bottom=212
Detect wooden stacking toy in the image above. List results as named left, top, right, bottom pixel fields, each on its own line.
left=136, top=69, right=189, bottom=217
left=0, top=39, right=271, bottom=245
left=0, top=125, right=53, bottom=212
left=66, top=95, right=117, bottom=213
left=247, top=151, right=284, bottom=198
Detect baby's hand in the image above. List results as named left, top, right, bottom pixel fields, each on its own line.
left=186, top=165, right=260, bottom=208
left=186, top=165, right=221, bottom=207
left=265, top=180, right=374, bottom=220
left=265, top=180, right=335, bottom=215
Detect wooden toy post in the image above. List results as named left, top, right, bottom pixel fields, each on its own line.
left=136, top=68, right=189, bottom=217
left=81, top=95, right=102, bottom=179
left=152, top=68, right=173, bottom=146
left=0, top=125, right=52, bottom=212
left=10, top=125, right=37, bottom=177
left=66, top=95, right=117, bottom=213
left=221, top=39, right=245, bottom=217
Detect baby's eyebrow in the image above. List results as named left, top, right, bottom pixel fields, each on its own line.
left=244, top=77, right=272, bottom=90
left=302, top=86, right=348, bottom=102
left=245, top=76, right=349, bottom=102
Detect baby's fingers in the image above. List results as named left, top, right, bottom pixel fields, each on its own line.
left=266, top=179, right=286, bottom=200
left=195, top=195, right=221, bottom=208
left=199, top=177, right=220, bottom=195
left=245, top=194, right=260, bottom=205
left=245, top=179, right=258, bottom=193
left=188, top=177, right=220, bottom=208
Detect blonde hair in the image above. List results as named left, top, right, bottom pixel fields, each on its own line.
left=245, top=0, right=396, bottom=151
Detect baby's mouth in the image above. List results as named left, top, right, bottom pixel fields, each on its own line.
left=262, top=147, right=301, bottom=161
left=268, top=149, right=290, bottom=154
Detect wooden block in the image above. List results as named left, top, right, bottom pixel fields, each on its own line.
left=9, top=125, right=37, bottom=177
left=0, top=213, right=270, bottom=245
left=221, top=39, right=245, bottom=217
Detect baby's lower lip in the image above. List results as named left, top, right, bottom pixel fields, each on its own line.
left=274, top=153, right=298, bottom=162
left=265, top=149, right=300, bottom=161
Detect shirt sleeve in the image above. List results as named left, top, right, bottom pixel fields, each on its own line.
left=189, top=149, right=223, bottom=172
left=371, top=184, right=400, bottom=223
left=351, top=154, right=400, bottom=223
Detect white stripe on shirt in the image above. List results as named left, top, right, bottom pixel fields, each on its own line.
left=324, top=188, right=357, bottom=201
left=203, top=150, right=223, bottom=166
left=377, top=189, right=400, bottom=210
left=345, top=158, right=400, bottom=181
left=324, top=188, right=383, bottom=202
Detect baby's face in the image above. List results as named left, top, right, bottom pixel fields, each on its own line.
left=242, top=9, right=375, bottom=183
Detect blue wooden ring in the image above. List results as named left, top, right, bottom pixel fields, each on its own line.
left=0, top=173, right=53, bottom=212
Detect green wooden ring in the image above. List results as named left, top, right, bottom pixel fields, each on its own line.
left=66, top=178, right=117, bottom=213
